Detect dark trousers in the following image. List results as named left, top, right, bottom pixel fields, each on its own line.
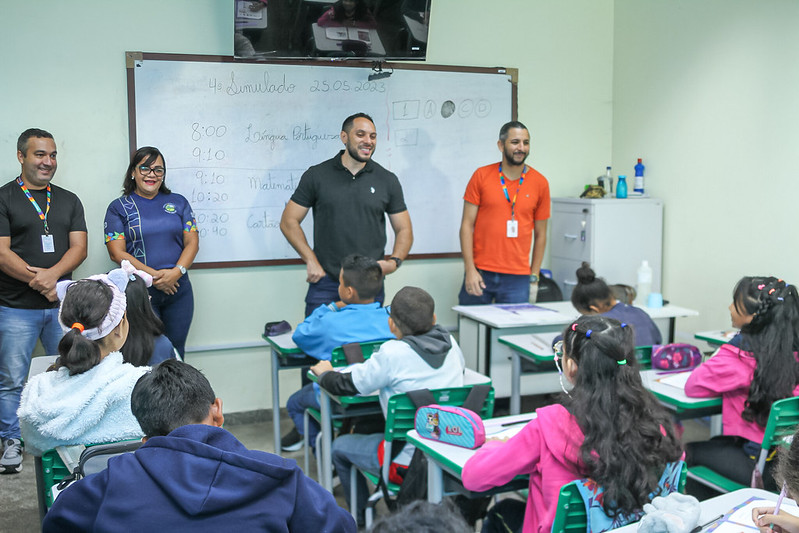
left=685, top=435, right=776, bottom=498
left=149, top=273, right=194, bottom=359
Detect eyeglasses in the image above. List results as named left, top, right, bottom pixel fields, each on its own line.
left=137, top=165, right=165, bottom=177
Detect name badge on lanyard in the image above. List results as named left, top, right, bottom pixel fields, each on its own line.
left=506, top=220, right=518, bottom=238
left=499, top=164, right=527, bottom=240
left=41, top=234, right=55, bottom=253
left=17, top=178, right=54, bottom=253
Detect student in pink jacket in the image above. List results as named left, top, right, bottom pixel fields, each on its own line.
left=686, top=276, right=799, bottom=492
left=462, top=315, right=683, bottom=533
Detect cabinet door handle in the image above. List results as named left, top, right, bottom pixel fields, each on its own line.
left=563, top=234, right=578, bottom=240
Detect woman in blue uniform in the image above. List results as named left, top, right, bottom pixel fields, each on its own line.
left=104, top=147, right=199, bottom=358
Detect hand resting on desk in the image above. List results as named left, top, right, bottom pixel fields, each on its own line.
left=753, top=507, right=799, bottom=533
left=311, top=360, right=334, bottom=376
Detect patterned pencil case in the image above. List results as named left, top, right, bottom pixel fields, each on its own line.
left=651, top=343, right=703, bottom=372
left=414, top=405, right=485, bottom=449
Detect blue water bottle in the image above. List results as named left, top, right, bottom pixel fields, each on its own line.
left=616, top=175, right=628, bottom=198
left=634, top=158, right=645, bottom=194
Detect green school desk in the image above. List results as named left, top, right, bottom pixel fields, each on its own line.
left=455, top=301, right=699, bottom=400
left=610, top=488, right=789, bottom=532
left=263, top=332, right=318, bottom=457
left=694, top=329, right=738, bottom=347
left=498, top=332, right=559, bottom=415
left=312, top=368, right=493, bottom=493
left=406, top=413, right=534, bottom=504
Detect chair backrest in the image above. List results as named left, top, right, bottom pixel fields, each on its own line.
left=330, top=340, right=388, bottom=367
left=634, top=346, right=652, bottom=368
left=756, top=396, right=799, bottom=473
left=383, top=386, right=495, bottom=445
left=79, top=440, right=143, bottom=477
left=28, top=355, right=58, bottom=379
left=39, top=440, right=143, bottom=511
left=551, top=461, right=687, bottom=533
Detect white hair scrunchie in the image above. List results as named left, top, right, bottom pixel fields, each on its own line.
left=56, top=266, right=129, bottom=341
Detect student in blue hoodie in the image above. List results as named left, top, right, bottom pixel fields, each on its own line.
left=42, top=360, right=356, bottom=533
left=282, top=254, right=394, bottom=452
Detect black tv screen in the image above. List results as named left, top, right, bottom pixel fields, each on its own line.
left=234, top=0, right=431, bottom=60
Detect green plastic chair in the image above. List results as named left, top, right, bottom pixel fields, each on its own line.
left=303, top=340, right=389, bottom=475
left=551, top=462, right=687, bottom=533
left=35, top=440, right=142, bottom=521
left=355, top=385, right=495, bottom=527
left=329, top=340, right=387, bottom=367
left=634, top=346, right=653, bottom=368
left=687, top=395, right=799, bottom=493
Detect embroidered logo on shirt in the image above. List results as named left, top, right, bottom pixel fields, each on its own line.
left=371, top=187, right=375, bottom=194
left=163, top=203, right=177, bottom=214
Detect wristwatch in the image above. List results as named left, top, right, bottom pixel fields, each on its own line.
left=530, top=272, right=539, bottom=283
left=390, top=257, right=403, bottom=269
left=177, top=264, right=187, bottom=275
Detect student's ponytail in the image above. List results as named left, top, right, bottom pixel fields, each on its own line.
left=562, top=315, right=682, bottom=516
left=735, top=276, right=799, bottom=426
left=55, top=280, right=114, bottom=376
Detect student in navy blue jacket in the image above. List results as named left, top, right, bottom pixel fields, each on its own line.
left=42, top=360, right=355, bottom=533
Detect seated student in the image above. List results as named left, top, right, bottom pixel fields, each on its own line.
left=462, top=315, right=683, bottom=532
left=685, top=276, right=799, bottom=492
left=752, top=426, right=799, bottom=533
left=282, top=253, right=394, bottom=452
left=568, top=262, right=662, bottom=347
left=119, top=260, right=178, bottom=367
left=17, top=268, right=148, bottom=456
left=370, top=500, right=470, bottom=533
left=42, top=359, right=356, bottom=533
left=311, top=286, right=465, bottom=520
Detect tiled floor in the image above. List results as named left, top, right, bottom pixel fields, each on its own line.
left=0, top=411, right=712, bottom=532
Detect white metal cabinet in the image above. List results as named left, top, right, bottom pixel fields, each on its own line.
left=549, top=198, right=663, bottom=300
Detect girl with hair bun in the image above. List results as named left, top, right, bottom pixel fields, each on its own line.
left=463, top=315, right=683, bottom=532
left=686, top=276, right=799, bottom=491
left=570, top=262, right=662, bottom=346
left=17, top=266, right=149, bottom=455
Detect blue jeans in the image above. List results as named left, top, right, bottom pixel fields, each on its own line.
left=305, top=274, right=385, bottom=318
left=287, top=383, right=320, bottom=445
left=149, top=273, right=193, bottom=359
left=457, top=269, right=530, bottom=305
left=331, top=432, right=384, bottom=512
left=0, top=306, right=63, bottom=440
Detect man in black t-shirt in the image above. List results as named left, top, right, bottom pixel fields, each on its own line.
left=0, top=129, right=87, bottom=473
left=280, top=113, right=413, bottom=317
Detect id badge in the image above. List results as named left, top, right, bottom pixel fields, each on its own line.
left=506, top=220, right=518, bottom=238
left=41, top=234, right=55, bottom=253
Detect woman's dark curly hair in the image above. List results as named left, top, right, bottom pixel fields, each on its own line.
left=562, top=315, right=683, bottom=516
left=733, top=276, right=799, bottom=427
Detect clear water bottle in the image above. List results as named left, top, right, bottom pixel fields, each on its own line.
left=604, top=166, right=612, bottom=195
left=616, top=175, right=628, bottom=198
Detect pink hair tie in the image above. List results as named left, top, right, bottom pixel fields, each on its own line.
left=758, top=284, right=766, bottom=290
left=571, top=323, right=578, bottom=331
left=769, top=288, right=776, bottom=295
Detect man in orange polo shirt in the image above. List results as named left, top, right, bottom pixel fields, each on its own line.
left=458, top=121, right=550, bottom=304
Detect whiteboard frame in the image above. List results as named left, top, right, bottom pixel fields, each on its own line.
left=125, top=52, right=518, bottom=269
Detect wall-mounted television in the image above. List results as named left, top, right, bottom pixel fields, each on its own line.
left=234, top=0, right=431, bottom=60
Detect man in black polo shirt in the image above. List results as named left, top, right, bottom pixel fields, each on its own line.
left=281, top=113, right=413, bottom=317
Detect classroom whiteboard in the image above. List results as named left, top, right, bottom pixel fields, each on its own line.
left=127, top=53, right=516, bottom=268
